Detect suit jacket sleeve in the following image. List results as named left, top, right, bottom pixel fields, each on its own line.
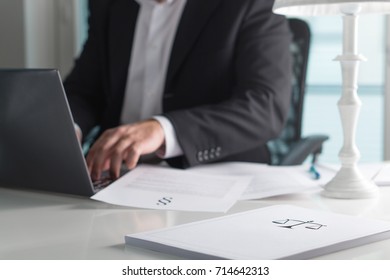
left=164, top=0, right=292, bottom=167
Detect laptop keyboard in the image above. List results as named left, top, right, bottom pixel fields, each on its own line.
left=91, top=167, right=130, bottom=192
left=92, top=175, right=112, bottom=192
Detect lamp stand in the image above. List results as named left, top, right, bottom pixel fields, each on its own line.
left=322, top=9, right=378, bottom=199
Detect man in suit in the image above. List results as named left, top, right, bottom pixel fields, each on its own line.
left=64, top=0, right=292, bottom=180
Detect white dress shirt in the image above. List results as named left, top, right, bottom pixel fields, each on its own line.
left=120, top=0, right=186, bottom=158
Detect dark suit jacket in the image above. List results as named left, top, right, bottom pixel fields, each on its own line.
left=64, top=0, right=292, bottom=168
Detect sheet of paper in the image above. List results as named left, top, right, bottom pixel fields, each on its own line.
left=317, top=163, right=389, bottom=186
left=91, top=164, right=251, bottom=212
left=125, top=205, right=390, bottom=260
left=373, top=163, right=390, bottom=186
left=190, top=162, right=320, bottom=200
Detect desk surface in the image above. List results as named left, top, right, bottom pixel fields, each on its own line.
left=1, top=186, right=390, bottom=260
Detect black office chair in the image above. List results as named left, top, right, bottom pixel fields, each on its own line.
left=267, top=18, right=329, bottom=166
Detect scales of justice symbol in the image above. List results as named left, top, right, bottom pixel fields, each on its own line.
left=272, top=219, right=327, bottom=230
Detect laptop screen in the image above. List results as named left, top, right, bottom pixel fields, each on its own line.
left=0, top=69, right=95, bottom=196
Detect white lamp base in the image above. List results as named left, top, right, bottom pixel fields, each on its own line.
left=319, top=11, right=379, bottom=200
left=322, top=165, right=378, bottom=199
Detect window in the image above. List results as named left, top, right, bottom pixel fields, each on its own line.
left=75, top=0, right=89, bottom=55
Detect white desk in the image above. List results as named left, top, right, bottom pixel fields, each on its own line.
left=1, top=186, right=390, bottom=260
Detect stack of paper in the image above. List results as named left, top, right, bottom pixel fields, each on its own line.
left=91, top=162, right=389, bottom=212
left=91, top=163, right=323, bottom=212
left=125, top=205, right=390, bottom=259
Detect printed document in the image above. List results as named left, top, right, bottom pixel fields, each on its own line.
left=125, top=205, right=390, bottom=259
left=191, top=162, right=320, bottom=199
left=91, top=164, right=251, bottom=212
left=371, top=163, right=390, bottom=186
left=317, top=163, right=390, bottom=187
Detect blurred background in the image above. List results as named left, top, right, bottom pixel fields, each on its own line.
left=1, top=0, right=389, bottom=164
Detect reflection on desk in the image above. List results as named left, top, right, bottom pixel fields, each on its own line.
left=1, top=186, right=390, bottom=260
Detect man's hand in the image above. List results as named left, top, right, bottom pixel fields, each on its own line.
left=74, top=125, right=83, bottom=143
left=86, top=119, right=165, bottom=180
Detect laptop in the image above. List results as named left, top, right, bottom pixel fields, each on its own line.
left=0, top=69, right=107, bottom=196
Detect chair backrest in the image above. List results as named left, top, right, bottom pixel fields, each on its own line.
left=267, top=18, right=311, bottom=165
